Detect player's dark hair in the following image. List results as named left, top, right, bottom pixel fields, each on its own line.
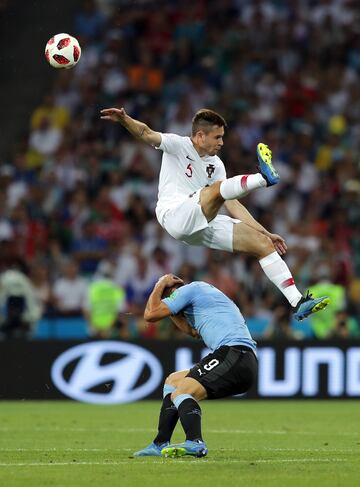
left=162, top=281, right=183, bottom=299
left=192, top=109, right=227, bottom=136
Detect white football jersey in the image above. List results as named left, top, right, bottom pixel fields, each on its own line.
left=155, top=133, right=226, bottom=225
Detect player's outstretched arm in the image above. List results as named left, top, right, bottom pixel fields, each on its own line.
left=100, top=107, right=162, bottom=147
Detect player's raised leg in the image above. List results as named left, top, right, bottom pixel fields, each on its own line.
left=133, top=371, right=189, bottom=457
left=219, top=143, right=279, bottom=196
left=199, top=143, right=279, bottom=222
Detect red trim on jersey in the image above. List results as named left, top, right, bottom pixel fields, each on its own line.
left=241, top=175, right=249, bottom=191
left=281, top=277, right=295, bottom=288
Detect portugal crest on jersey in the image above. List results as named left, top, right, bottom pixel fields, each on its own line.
left=206, top=164, right=215, bottom=178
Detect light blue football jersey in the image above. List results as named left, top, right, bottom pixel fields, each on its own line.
left=163, top=281, right=256, bottom=353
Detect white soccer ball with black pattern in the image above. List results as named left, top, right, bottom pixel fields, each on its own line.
left=45, top=33, right=81, bottom=69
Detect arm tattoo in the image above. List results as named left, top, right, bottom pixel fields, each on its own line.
left=139, top=126, right=145, bottom=138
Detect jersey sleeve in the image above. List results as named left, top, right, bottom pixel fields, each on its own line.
left=155, top=133, right=184, bottom=154
left=162, top=284, right=193, bottom=315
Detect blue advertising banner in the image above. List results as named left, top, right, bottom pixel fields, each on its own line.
left=1, top=340, right=360, bottom=402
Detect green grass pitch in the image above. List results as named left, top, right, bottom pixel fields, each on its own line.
left=0, top=401, right=359, bottom=486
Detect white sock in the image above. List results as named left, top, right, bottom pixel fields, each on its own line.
left=220, top=174, right=266, bottom=200
left=259, top=251, right=302, bottom=307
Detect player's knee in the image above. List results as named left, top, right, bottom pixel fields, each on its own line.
left=211, top=180, right=223, bottom=193
left=165, top=372, right=186, bottom=388
left=200, top=181, right=222, bottom=204
left=165, top=373, right=177, bottom=387
left=204, top=181, right=222, bottom=198
left=256, top=233, right=275, bottom=257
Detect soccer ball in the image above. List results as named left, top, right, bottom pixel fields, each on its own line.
left=45, top=33, right=81, bottom=69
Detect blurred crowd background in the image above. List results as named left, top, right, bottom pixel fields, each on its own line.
left=0, top=0, right=359, bottom=341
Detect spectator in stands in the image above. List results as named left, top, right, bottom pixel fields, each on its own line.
left=348, top=278, right=360, bottom=327
left=52, top=259, right=87, bottom=316
left=67, top=187, right=91, bottom=239
left=71, top=218, right=108, bottom=275
left=6, top=152, right=34, bottom=208
left=75, top=0, right=106, bottom=42
left=127, top=49, right=164, bottom=95
left=29, top=263, right=52, bottom=318
left=83, top=260, right=126, bottom=339
left=125, top=248, right=163, bottom=338
left=0, top=266, right=41, bottom=338
left=30, top=94, right=69, bottom=131
left=125, top=249, right=163, bottom=315
left=176, top=263, right=197, bottom=284
left=264, top=304, right=299, bottom=340
left=166, top=96, right=193, bottom=136
left=328, top=310, right=360, bottom=339
left=202, top=255, right=239, bottom=303
left=28, top=116, right=63, bottom=158
left=10, top=202, right=48, bottom=262
left=308, top=265, right=346, bottom=339
left=0, top=187, right=14, bottom=242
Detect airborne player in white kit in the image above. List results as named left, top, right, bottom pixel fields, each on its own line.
left=101, top=107, right=329, bottom=321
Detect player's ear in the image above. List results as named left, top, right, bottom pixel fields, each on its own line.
left=194, top=130, right=204, bottom=142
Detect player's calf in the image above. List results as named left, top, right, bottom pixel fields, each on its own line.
left=171, top=393, right=204, bottom=443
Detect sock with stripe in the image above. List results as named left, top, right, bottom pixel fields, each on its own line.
left=153, top=384, right=178, bottom=445
left=259, top=251, right=302, bottom=307
left=220, top=174, right=266, bottom=200
left=173, top=394, right=203, bottom=442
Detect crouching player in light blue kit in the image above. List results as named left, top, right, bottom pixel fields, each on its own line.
left=133, top=274, right=258, bottom=459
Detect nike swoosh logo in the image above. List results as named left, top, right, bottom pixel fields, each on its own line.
left=186, top=155, right=194, bottom=161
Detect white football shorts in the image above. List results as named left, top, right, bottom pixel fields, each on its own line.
left=162, top=189, right=241, bottom=253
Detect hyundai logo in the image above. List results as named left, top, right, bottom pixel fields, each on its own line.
left=51, top=341, right=163, bottom=404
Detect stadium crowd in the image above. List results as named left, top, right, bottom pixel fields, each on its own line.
left=0, top=0, right=359, bottom=340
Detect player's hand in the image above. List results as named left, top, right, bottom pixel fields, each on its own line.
left=157, top=274, right=184, bottom=288
left=100, top=107, right=127, bottom=122
left=267, top=233, right=287, bottom=255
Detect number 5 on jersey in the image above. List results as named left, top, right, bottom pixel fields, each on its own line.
left=185, top=163, right=193, bottom=178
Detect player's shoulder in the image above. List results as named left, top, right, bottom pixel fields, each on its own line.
left=186, top=281, right=214, bottom=292
left=158, top=133, right=191, bottom=154
left=214, top=154, right=225, bottom=166
left=161, top=133, right=191, bottom=144
left=175, top=281, right=203, bottom=294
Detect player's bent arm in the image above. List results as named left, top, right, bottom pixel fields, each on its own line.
left=144, top=301, right=172, bottom=322
left=100, top=107, right=161, bottom=147
left=144, top=301, right=198, bottom=337
left=144, top=274, right=185, bottom=321
left=144, top=277, right=171, bottom=322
